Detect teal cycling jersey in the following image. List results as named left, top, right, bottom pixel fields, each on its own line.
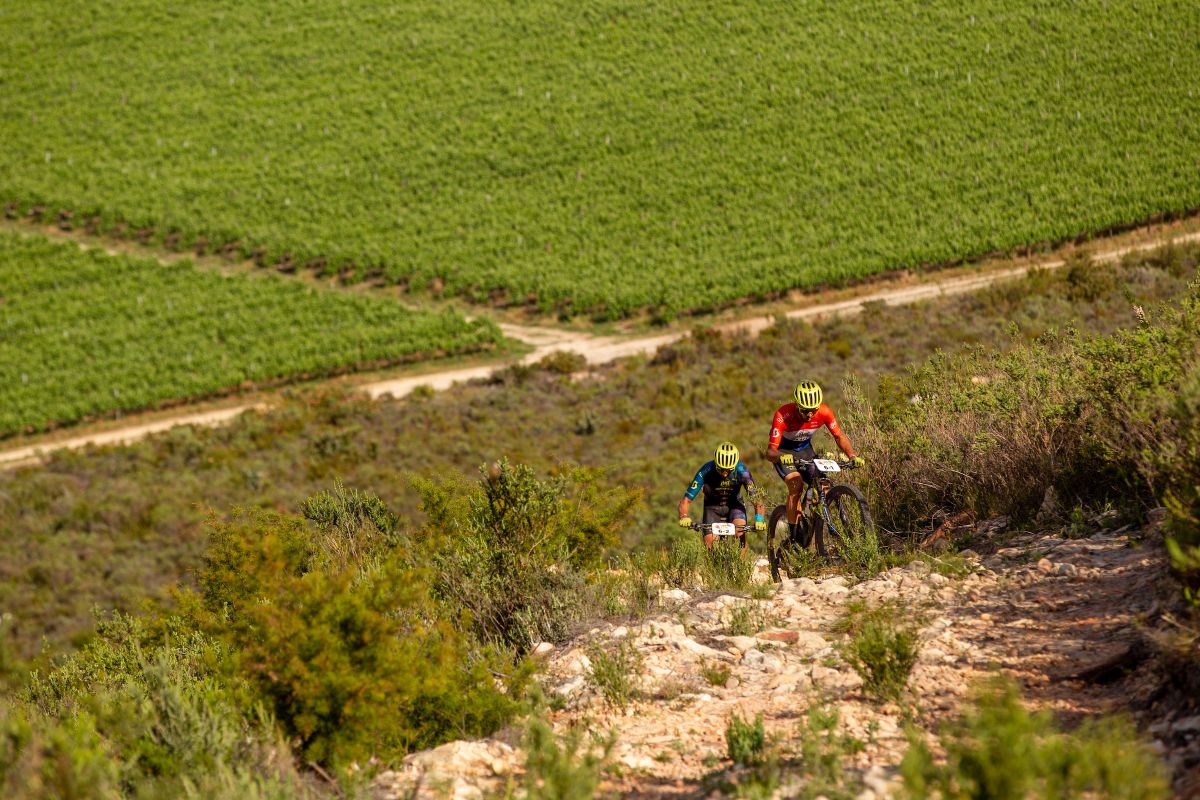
left=684, top=460, right=754, bottom=505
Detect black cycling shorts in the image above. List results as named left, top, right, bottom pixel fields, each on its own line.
left=702, top=499, right=747, bottom=525
left=773, top=446, right=819, bottom=485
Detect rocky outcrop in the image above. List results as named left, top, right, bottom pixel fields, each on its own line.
left=375, top=524, right=1192, bottom=798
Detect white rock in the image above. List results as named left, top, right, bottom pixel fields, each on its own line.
left=659, top=588, right=690, bottom=602
left=673, top=637, right=735, bottom=661
left=554, top=675, right=585, bottom=697
left=781, top=577, right=818, bottom=594
left=642, top=620, right=687, bottom=639
left=531, top=641, right=555, bottom=656
left=724, top=635, right=758, bottom=653
left=742, top=649, right=783, bottom=672
left=566, top=652, right=592, bottom=674
left=823, top=575, right=850, bottom=587
left=928, top=573, right=949, bottom=586
left=1174, top=715, right=1200, bottom=733
left=618, top=752, right=658, bottom=770
left=811, top=664, right=862, bottom=691
left=610, top=625, right=629, bottom=639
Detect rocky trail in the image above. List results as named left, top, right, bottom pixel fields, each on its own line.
left=373, top=516, right=1199, bottom=799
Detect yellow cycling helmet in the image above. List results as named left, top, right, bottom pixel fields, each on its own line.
left=793, top=381, right=823, bottom=410
left=714, top=441, right=740, bottom=471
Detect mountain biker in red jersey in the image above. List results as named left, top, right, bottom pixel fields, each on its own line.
left=765, top=381, right=865, bottom=545
left=678, top=441, right=766, bottom=556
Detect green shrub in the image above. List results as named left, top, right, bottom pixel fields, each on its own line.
left=654, top=536, right=706, bottom=589
left=725, top=712, right=767, bottom=766
left=413, top=461, right=640, bottom=651
left=794, top=705, right=864, bottom=794
left=591, top=556, right=657, bottom=619
left=832, top=517, right=887, bottom=580
left=901, top=678, right=1169, bottom=799
left=847, top=273, right=1200, bottom=540
left=702, top=662, right=731, bottom=688
left=193, top=505, right=525, bottom=766
left=13, top=611, right=314, bottom=796
left=702, top=545, right=754, bottom=592
left=507, top=715, right=615, bottom=800
left=725, top=601, right=770, bottom=637
left=842, top=617, right=919, bottom=702
left=0, top=702, right=121, bottom=800
left=586, top=640, right=642, bottom=709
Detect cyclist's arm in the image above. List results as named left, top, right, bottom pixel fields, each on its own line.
left=740, top=466, right=766, bottom=517
left=824, top=413, right=857, bottom=460
left=678, top=496, right=692, bottom=520
left=679, top=464, right=707, bottom=520
left=765, top=409, right=787, bottom=462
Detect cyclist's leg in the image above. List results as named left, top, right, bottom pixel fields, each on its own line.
left=729, top=500, right=749, bottom=556
left=774, top=458, right=805, bottom=525
left=701, top=502, right=731, bottom=550
left=776, top=447, right=817, bottom=528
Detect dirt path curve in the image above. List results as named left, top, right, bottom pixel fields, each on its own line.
left=4, top=230, right=1199, bottom=469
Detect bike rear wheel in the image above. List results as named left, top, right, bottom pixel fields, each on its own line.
left=816, top=484, right=874, bottom=560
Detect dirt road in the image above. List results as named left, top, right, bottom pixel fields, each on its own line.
left=4, top=230, right=1199, bottom=469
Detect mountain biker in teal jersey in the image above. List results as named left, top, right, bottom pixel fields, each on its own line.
left=677, top=441, right=766, bottom=555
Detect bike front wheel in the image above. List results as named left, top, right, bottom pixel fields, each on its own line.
left=816, top=484, right=875, bottom=560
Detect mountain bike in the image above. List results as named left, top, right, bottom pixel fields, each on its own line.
left=766, top=458, right=872, bottom=582
left=688, top=521, right=747, bottom=552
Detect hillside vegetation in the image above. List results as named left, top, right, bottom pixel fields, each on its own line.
left=0, top=233, right=500, bottom=436
left=1, top=241, right=1196, bottom=660
left=2, top=1, right=1198, bottom=317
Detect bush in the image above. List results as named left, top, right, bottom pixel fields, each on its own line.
left=413, top=461, right=640, bottom=651
left=847, top=272, right=1200, bottom=543
left=508, top=715, right=615, bottom=800
left=794, top=705, right=864, bottom=793
left=725, top=601, right=770, bottom=637
left=192, top=503, right=525, bottom=766
left=586, top=639, right=642, bottom=709
left=702, top=544, right=754, bottom=592
left=655, top=536, right=706, bottom=589
left=725, top=712, right=767, bottom=766
left=901, top=678, right=1170, bottom=799
left=841, top=608, right=920, bottom=702
left=702, top=662, right=731, bottom=687
left=13, top=616, right=304, bottom=798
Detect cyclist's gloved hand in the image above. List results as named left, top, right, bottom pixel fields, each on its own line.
left=778, top=453, right=795, bottom=467
left=678, top=516, right=693, bottom=528
left=822, top=451, right=838, bottom=461
left=850, top=456, right=865, bottom=468
left=754, top=518, right=767, bottom=532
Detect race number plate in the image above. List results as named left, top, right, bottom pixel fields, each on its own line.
left=813, top=458, right=841, bottom=473
left=710, top=522, right=737, bottom=537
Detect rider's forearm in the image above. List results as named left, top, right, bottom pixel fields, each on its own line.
left=765, top=445, right=782, bottom=462
left=678, top=498, right=691, bottom=518
left=834, top=433, right=856, bottom=459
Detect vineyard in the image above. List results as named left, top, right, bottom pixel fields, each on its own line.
left=1, top=1, right=1197, bottom=319
left=0, top=233, right=500, bottom=436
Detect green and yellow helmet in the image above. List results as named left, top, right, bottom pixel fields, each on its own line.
left=793, top=380, right=823, bottom=410
left=714, top=441, right=740, bottom=471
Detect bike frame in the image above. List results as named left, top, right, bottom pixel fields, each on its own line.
left=799, top=460, right=857, bottom=544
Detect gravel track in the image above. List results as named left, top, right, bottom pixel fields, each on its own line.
left=4, top=229, right=1198, bottom=470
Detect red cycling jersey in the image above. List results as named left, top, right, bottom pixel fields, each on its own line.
left=768, top=402, right=843, bottom=451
